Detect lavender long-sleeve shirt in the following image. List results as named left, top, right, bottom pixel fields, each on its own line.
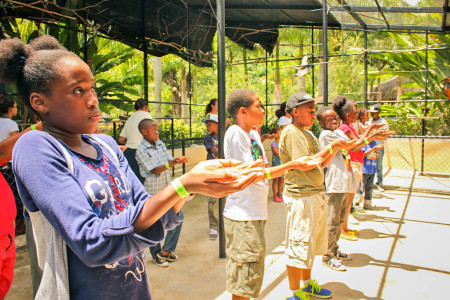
left=13, top=131, right=181, bottom=300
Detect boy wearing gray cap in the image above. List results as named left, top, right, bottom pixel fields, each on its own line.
left=279, top=92, right=355, bottom=300
left=368, top=104, right=389, bottom=191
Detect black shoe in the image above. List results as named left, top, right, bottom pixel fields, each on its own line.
left=153, top=258, right=169, bottom=268
left=157, top=251, right=178, bottom=262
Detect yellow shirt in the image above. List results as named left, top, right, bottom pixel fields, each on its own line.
left=279, top=124, right=324, bottom=197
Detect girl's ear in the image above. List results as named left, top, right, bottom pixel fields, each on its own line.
left=30, top=92, right=49, bottom=115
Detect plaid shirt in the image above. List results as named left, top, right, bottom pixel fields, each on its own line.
left=136, top=139, right=173, bottom=196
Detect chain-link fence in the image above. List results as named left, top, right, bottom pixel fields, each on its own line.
left=384, top=136, right=450, bottom=175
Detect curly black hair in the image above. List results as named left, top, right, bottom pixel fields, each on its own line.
left=0, top=35, right=77, bottom=110
left=332, top=95, right=355, bottom=121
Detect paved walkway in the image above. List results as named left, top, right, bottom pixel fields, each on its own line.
left=6, top=170, right=450, bottom=300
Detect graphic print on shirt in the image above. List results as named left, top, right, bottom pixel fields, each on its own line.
left=79, top=153, right=141, bottom=277
left=80, top=154, right=131, bottom=216
left=250, top=138, right=264, bottom=160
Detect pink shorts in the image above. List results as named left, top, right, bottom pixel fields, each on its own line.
left=0, top=234, right=16, bottom=299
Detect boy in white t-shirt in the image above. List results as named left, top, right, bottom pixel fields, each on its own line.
left=224, top=89, right=322, bottom=300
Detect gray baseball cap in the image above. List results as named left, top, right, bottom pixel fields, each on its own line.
left=286, top=92, right=316, bottom=112
left=369, top=104, right=381, bottom=113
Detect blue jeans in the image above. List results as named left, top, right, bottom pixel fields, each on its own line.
left=150, top=210, right=184, bottom=259
left=376, top=148, right=384, bottom=185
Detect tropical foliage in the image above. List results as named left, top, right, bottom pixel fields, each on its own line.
left=1, top=14, right=449, bottom=138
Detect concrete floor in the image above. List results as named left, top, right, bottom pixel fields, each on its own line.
left=6, top=171, right=450, bottom=300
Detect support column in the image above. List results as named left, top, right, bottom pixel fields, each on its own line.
left=216, top=0, right=226, bottom=258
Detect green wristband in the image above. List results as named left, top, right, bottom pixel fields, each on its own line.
left=327, top=144, right=333, bottom=154
left=265, top=168, right=271, bottom=179
left=30, top=124, right=36, bottom=130
left=164, top=163, right=170, bottom=169
left=364, top=138, right=369, bottom=144
left=171, top=178, right=190, bottom=199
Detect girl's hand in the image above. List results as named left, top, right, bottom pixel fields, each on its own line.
left=180, top=159, right=265, bottom=198
left=293, top=156, right=323, bottom=171
left=332, top=139, right=358, bottom=151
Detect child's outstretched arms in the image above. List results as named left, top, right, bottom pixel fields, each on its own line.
left=133, top=158, right=264, bottom=234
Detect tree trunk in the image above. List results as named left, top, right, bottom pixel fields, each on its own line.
left=243, top=48, right=248, bottom=87
left=297, top=42, right=306, bottom=92
left=163, top=70, right=181, bottom=116
left=274, top=45, right=282, bottom=104
left=153, top=56, right=162, bottom=118
left=318, top=31, right=324, bottom=98
left=181, top=66, right=188, bottom=118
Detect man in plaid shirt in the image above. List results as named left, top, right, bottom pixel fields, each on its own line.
left=136, top=118, right=188, bottom=267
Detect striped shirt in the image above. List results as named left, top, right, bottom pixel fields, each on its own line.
left=136, top=139, right=173, bottom=196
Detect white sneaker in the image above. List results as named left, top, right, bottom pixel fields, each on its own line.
left=209, top=229, right=218, bottom=240
left=322, top=257, right=347, bottom=271
left=348, top=214, right=359, bottom=225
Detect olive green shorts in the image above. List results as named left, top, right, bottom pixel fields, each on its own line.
left=224, top=217, right=266, bottom=298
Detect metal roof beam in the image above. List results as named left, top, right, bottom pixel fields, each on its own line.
left=336, top=0, right=367, bottom=29
left=374, top=0, right=390, bottom=29
left=330, top=6, right=443, bottom=13
left=340, top=23, right=444, bottom=32
left=190, top=4, right=322, bottom=10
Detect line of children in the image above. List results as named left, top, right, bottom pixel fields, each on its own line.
left=135, top=118, right=188, bottom=267
left=279, top=92, right=357, bottom=300
left=223, top=89, right=323, bottom=300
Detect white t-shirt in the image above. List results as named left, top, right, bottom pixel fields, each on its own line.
left=224, top=125, right=269, bottom=221
left=277, top=116, right=292, bottom=127
left=319, top=129, right=357, bottom=193
left=0, top=118, right=19, bottom=142
left=119, top=111, right=152, bottom=149
left=368, top=117, right=389, bottom=144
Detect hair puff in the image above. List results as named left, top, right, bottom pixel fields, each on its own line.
left=0, top=38, right=32, bottom=83
left=28, top=35, right=67, bottom=51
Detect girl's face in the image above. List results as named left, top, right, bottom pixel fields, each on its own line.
left=34, top=56, right=100, bottom=134
left=360, top=110, right=369, bottom=123
left=344, top=104, right=357, bottom=123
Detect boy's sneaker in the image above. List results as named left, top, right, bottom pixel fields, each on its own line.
left=157, top=251, right=178, bottom=262
left=336, top=250, right=352, bottom=261
left=287, top=290, right=310, bottom=300
left=340, top=232, right=358, bottom=241
left=302, top=280, right=333, bottom=298
left=154, top=257, right=169, bottom=268
left=322, top=257, right=347, bottom=271
left=209, top=228, right=218, bottom=240
left=364, top=204, right=376, bottom=210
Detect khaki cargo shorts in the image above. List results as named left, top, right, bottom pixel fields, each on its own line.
left=224, top=217, right=266, bottom=298
left=284, top=193, right=327, bottom=269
